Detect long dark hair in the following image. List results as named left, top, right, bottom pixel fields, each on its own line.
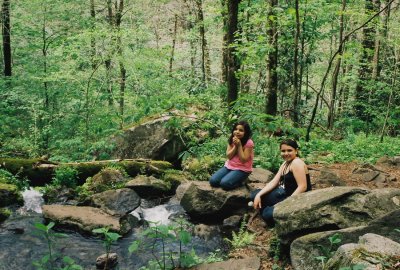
left=280, top=139, right=300, bottom=156
left=228, top=121, right=252, bottom=146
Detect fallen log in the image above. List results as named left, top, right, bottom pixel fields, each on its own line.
left=0, top=158, right=172, bottom=186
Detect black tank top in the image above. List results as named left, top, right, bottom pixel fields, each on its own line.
left=280, top=171, right=312, bottom=196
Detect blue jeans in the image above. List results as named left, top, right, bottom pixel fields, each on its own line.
left=209, top=166, right=250, bottom=190
left=250, top=187, right=287, bottom=225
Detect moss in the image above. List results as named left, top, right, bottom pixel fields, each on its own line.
left=162, top=169, right=189, bottom=189
left=0, top=183, right=23, bottom=207
left=0, top=208, right=11, bottom=222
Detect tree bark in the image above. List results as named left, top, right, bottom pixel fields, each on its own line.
left=226, top=0, right=241, bottom=108
left=90, top=0, right=96, bottom=69
left=169, top=14, right=178, bottom=76
left=265, top=0, right=278, bottom=116
left=2, top=0, right=11, bottom=76
left=291, top=0, right=301, bottom=124
left=195, top=0, right=210, bottom=84
left=327, top=0, right=346, bottom=129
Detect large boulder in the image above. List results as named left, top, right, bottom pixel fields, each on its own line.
left=42, top=205, right=133, bottom=235
left=88, top=168, right=126, bottom=194
left=91, top=188, right=141, bottom=216
left=179, top=181, right=250, bottom=222
left=247, top=168, right=274, bottom=190
left=190, top=256, right=260, bottom=270
left=112, top=115, right=186, bottom=163
left=274, top=187, right=400, bottom=245
left=125, top=175, right=174, bottom=198
left=290, top=209, right=400, bottom=270
left=325, top=233, right=400, bottom=270
left=0, top=183, right=23, bottom=207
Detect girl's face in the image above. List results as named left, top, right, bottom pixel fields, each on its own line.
left=233, top=125, right=245, bottom=139
left=280, top=144, right=297, bottom=162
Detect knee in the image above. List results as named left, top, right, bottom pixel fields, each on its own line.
left=209, top=176, right=220, bottom=187
left=261, top=207, right=275, bottom=225
left=220, top=180, right=236, bottom=190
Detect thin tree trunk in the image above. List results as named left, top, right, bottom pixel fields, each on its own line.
left=195, top=0, right=210, bottom=83
left=115, top=0, right=125, bottom=129
left=169, top=14, right=178, bottom=76
left=265, top=0, right=278, bottom=116
left=2, top=0, right=11, bottom=76
left=327, top=0, right=346, bottom=129
left=221, top=0, right=228, bottom=83
left=292, top=0, right=300, bottom=124
left=90, top=0, right=96, bottom=69
left=226, top=0, right=241, bottom=108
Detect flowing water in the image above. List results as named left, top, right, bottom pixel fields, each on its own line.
left=0, top=191, right=224, bottom=270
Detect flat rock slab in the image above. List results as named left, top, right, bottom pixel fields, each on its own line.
left=42, top=205, right=125, bottom=234
left=191, top=256, right=260, bottom=270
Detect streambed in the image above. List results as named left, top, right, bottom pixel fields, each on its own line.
left=0, top=190, right=224, bottom=270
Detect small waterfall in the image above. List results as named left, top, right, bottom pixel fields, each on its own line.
left=19, top=187, right=44, bottom=214
left=131, top=200, right=180, bottom=225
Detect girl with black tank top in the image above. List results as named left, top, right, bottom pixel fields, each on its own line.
left=250, top=139, right=312, bottom=225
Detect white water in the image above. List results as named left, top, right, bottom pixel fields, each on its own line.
left=131, top=203, right=178, bottom=225
left=20, top=187, right=44, bottom=213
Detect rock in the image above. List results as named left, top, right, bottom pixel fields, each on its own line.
left=274, top=187, right=400, bottom=245
left=190, top=256, right=260, bottom=270
left=180, top=181, right=250, bottom=222
left=96, top=253, right=118, bottom=269
left=112, top=115, right=186, bottom=163
left=42, top=205, right=132, bottom=235
left=125, top=175, right=173, bottom=198
left=91, top=188, right=141, bottom=216
left=222, top=215, right=242, bottom=232
left=175, top=181, right=191, bottom=202
left=318, top=169, right=346, bottom=186
left=89, top=168, right=126, bottom=194
left=0, top=208, right=11, bottom=223
left=248, top=168, right=274, bottom=184
left=0, top=183, right=23, bottom=207
left=360, top=171, right=380, bottom=182
left=325, top=233, right=400, bottom=269
left=290, top=209, right=400, bottom=270
left=193, top=224, right=220, bottom=241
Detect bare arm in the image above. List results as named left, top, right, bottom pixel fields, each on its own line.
left=226, top=143, right=237, bottom=159
left=290, top=159, right=308, bottom=196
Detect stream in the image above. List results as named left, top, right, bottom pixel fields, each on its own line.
left=0, top=189, right=224, bottom=270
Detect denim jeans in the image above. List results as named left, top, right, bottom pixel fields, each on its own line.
left=209, top=166, right=250, bottom=190
left=250, top=187, right=287, bottom=225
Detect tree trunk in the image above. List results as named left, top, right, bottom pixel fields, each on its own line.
left=90, top=0, right=96, bottom=69
left=115, top=0, right=125, bottom=129
left=292, top=0, right=300, bottom=124
left=354, top=0, right=380, bottom=121
left=221, top=0, right=228, bottom=83
left=2, top=0, right=11, bottom=76
left=226, top=0, right=241, bottom=108
left=195, top=0, right=210, bottom=84
left=169, top=14, right=178, bottom=76
left=327, top=0, right=346, bottom=129
left=265, top=0, right=278, bottom=116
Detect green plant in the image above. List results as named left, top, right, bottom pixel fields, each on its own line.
left=92, top=227, right=121, bottom=270
left=315, top=233, right=342, bottom=268
left=339, top=264, right=366, bottom=270
left=224, top=215, right=255, bottom=249
left=129, top=218, right=210, bottom=270
left=0, top=168, right=29, bottom=190
left=32, top=221, right=82, bottom=270
left=51, top=166, right=79, bottom=188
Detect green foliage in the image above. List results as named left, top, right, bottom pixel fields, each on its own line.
left=0, top=208, right=11, bottom=222
left=0, top=168, right=29, bottom=191
left=315, top=233, right=342, bottom=268
left=33, top=221, right=82, bottom=270
left=339, top=264, right=366, bottom=270
left=51, top=166, right=79, bottom=188
left=302, top=134, right=400, bottom=164
left=129, top=218, right=222, bottom=270
left=92, top=227, right=121, bottom=259
left=224, top=215, right=255, bottom=249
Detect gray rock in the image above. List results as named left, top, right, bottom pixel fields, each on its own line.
left=290, top=209, right=400, bottom=270
left=360, top=171, right=380, bottom=182
left=180, top=181, right=250, bottom=222
left=125, top=175, right=173, bottom=198
left=91, top=188, right=141, bottom=216
left=274, top=187, right=400, bottom=245
left=42, top=205, right=132, bottom=235
left=318, top=169, right=346, bottom=186
left=191, top=256, right=260, bottom=270
left=96, top=253, right=118, bottom=269
left=112, top=115, right=186, bottom=163
left=248, top=168, right=274, bottom=184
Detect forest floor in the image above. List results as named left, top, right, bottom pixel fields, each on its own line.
left=228, top=161, right=400, bottom=270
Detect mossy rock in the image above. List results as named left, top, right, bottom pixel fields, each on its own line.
left=0, top=158, right=173, bottom=186
left=0, top=208, right=11, bottom=222
left=0, top=183, right=23, bottom=207
left=162, top=169, right=190, bottom=189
